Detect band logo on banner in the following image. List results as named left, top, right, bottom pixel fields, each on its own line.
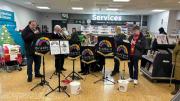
left=33, top=33, right=52, bottom=54
left=34, top=37, right=50, bottom=54
left=69, top=44, right=80, bottom=58
left=115, top=41, right=130, bottom=60
left=97, top=36, right=114, bottom=56
left=81, top=46, right=95, bottom=63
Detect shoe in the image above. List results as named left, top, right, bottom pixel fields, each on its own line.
left=171, top=84, right=179, bottom=95
left=110, top=71, right=119, bottom=76
left=134, top=80, right=138, bottom=85
left=35, top=74, right=43, bottom=78
left=61, top=68, right=66, bottom=71
left=27, top=77, right=32, bottom=82
left=126, top=78, right=133, bottom=82
left=78, top=71, right=84, bottom=73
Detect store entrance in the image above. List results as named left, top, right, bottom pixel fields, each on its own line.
left=52, top=20, right=67, bottom=32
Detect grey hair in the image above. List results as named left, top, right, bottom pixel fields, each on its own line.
left=54, top=25, right=61, bottom=29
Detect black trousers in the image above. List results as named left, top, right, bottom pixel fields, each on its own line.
left=55, top=54, right=65, bottom=73
left=112, top=57, right=120, bottom=72
left=128, top=56, right=139, bottom=80
left=26, top=54, right=41, bottom=78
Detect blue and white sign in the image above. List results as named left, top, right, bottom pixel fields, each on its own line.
left=0, top=9, right=14, bottom=21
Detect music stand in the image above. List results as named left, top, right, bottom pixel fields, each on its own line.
left=30, top=34, right=53, bottom=92
left=94, top=36, right=115, bottom=84
left=49, top=71, right=65, bottom=79
left=49, top=40, right=68, bottom=79
left=31, top=53, right=53, bottom=91
left=81, top=46, right=97, bottom=79
left=65, top=44, right=83, bottom=80
left=45, top=71, right=70, bottom=97
left=114, top=41, right=130, bottom=80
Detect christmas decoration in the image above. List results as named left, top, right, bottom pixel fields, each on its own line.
left=0, top=25, right=15, bottom=45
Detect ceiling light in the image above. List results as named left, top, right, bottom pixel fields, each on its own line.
left=178, top=1, right=180, bottom=3
left=113, top=0, right=130, bottom=2
left=36, top=6, right=50, bottom=10
left=152, top=9, right=166, bottom=12
left=72, top=7, right=84, bottom=10
left=106, top=8, right=119, bottom=11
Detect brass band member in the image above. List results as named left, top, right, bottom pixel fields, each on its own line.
left=52, top=25, right=67, bottom=73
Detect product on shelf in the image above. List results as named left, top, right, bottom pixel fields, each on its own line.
left=167, top=34, right=179, bottom=44
left=155, top=34, right=168, bottom=44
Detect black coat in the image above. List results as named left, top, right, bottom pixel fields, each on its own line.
left=21, top=26, right=35, bottom=55
left=51, top=32, right=66, bottom=40
left=128, top=33, right=146, bottom=58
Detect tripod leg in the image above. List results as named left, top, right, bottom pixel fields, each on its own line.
left=74, top=72, right=83, bottom=79
left=31, top=83, right=41, bottom=91
left=60, top=87, right=70, bottom=97
left=61, top=72, right=66, bottom=77
left=49, top=71, right=56, bottom=79
left=105, top=78, right=115, bottom=84
left=45, top=86, right=58, bottom=96
left=94, top=78, right=104, bottom=84
left=46, top=83, right=53, bottom=90
left=65, top=72, right=73, bottom=79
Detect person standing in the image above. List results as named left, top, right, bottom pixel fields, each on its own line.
left=51, top=25, right=67, bottom=73
left=21, top=20, right=42, bottom=82
left=171, top=40, right=180, bottom=95
left=127, top=26, right=146, bottom=85
left=111, top=26, right=127, bottom=76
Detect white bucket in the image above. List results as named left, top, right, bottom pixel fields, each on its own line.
left=70, top=81, right=81, bottom=95
left=118, top=80, right=129, bottom=92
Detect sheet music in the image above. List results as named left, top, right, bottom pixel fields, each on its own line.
left=60, top=41, right=70, bottom=54
left=50, top=41, right=61, bottom=55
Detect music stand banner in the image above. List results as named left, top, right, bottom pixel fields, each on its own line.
left=115, top=41, right=130, bottom=60
left=97, top=36, right=114, bottom=55
left=81, top=46, right=95, bottom=63
left=69, top=44, right=80, bottom=58
left=33, top=34, right=52, bottom=54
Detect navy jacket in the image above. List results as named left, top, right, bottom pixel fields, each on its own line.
left=128, top=33, right=146, bottom=58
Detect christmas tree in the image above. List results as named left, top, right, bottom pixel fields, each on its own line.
left=0, top=25, right=15, bottom=45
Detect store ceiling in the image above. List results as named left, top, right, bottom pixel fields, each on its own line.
left=6, top=0, right=180, bottom=15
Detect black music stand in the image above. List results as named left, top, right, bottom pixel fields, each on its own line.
left=115, top=41, right=130, bottom=80
left=49, top=71, right=65, bottom=79
left=94, top=36, right=115, bottom=84
left=94, top=52, right=115, bottom=84
left=31, top=53, right=53, bottom=91
left=81, top=46, right=97, bottom=79
left=82, top=60, right=98, bottom=80
left=65, top=56, right=83, bottom=80
left=65, top=44, right=83, bottom=80
left=45, top=71, right=70, bottom=97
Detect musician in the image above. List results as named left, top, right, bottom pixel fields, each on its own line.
left=127, top=26, right=146, bottom=85
left=111, top=26, right=127, bottom=76
left=21, top=20, right=42, bottom=82
left=51, top=25, right=67, bottom=73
